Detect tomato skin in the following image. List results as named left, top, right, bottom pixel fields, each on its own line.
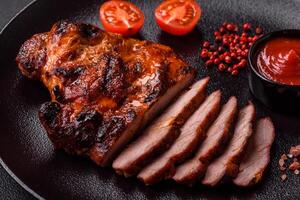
left=99, top=1, right=145, bottom=36
left=155, top=0, right=201, bottom=36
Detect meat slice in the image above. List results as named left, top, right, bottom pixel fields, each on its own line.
left=138, top=91, right=221, bottom=185
left=202, top=102, right=255, bottom=186
left=112, top=78, right=210, bottom=176
left=233, top=118, right=275, bottom=187
left=16, top=21, right=196, bottom=167
left=173, top=97, right=237, bottom=185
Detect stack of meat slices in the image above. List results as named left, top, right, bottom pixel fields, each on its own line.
left=113, top=77, right=275, bottom=187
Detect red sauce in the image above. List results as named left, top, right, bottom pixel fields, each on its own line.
left=256, top=37, right=300, bottom=85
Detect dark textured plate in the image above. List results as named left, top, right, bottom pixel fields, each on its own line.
left=0, top=0, right=299, bottom=199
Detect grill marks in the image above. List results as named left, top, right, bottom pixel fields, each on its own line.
left=97, top=52, right=126, bottom=101
left=143, top=69, right=168, bottom=104
left=61, top=52, right=126, bottom=103
left=17, top=21, right=195, bottom=166
left=39, top=102, right=102, bottom=154
left=54, top=67, right=85, bottom=80
left=137, top=90, right=221, bottom=185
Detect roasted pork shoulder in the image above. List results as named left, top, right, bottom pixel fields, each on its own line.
left=16, top=21, right=195, bottom=166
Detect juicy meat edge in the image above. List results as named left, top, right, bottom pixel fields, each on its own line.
left=233, top=117, right=275, bottom=187
left=172, top=96, right=238, bottom=185
left=201, top=102, right=256, bottom=186
left=112, top=78, right=209, bottom=175
left=137, top=90, right=221, bottom=185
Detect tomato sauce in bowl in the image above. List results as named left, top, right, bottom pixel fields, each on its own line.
left=248, top=30, right=300, bottom=113
left=256, top=37, right=300, bottom=86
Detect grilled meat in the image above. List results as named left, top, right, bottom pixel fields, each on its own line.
left=113, top=78, right=209, bottom=176
left=137, top=90, right=221, bottom=185
left=173, top=97, right=237, bottom=185
left=202, top=102, right=255, bottom=186
left=16, top=21, right=195, bottom=166
left=233, top=118, right=275, bottom=187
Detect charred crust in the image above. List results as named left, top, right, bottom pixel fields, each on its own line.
left=95, top=109, right=136, bottom=153
left=102, top=54, right=121, bottom=88
left=16, top=34, right=47, bottom=79
left=97, top=116, right=125, bottom=142
left=79, top=23, right=101, bottom=39
left=73, top=110, right=102, bottom=148
left=98, top=53, right=126, bottom=101
left=52, top=85, right=63, bottom=102
left=126, top=110, right=136, bottom=122
left=144, top=69, right=167, bottom=104
left=54, top=66, right=85, bottom=78
left=144, top=89, right=161, bottom=103
left=133, top=62, right=142, bottom=73
left=54, top=20, right=71, bottom=36
left=76, top=109, right=101, bottom=124
left=17, top=21, right=194, bottom=163
left=39, top=103, right=102, bottom=154
left=39, top=102, right=61, bottom=127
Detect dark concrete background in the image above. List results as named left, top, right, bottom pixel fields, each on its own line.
left=0, top=0, right=299, bottom=199
left=0, top=1, right=35, bottom=199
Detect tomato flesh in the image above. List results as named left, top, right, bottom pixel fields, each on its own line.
left=155, top=0, right=201, bottom=36
left=100, top=1, right=144, bottom=36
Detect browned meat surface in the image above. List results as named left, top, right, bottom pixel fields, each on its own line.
left=233, top=118, right=275, bottom=187
left=202, top=102, right=255, bottom=186
left=138, top=91, right=221, bottom=185
left=173, top=97, right=237, bottom=185
left=16, top=21, right=195, bottom=166
left=113, top=78, right=209, bottom=176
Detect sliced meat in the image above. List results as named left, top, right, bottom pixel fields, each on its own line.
left=173, top=97, right=238, bottom=185
left=202, top=102, right=255, bottom=186
left=233, top=117, right=275, bottom=187
left=113, top=78, right=209, bottom=176
left=90, top=74, right=194, bottom=166
left=138, top=91, right=222, bottom=185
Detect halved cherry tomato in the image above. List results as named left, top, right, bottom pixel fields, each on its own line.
left=99, top=1, right=145, bottom=36
left=155, top=0, right=201, bottom=36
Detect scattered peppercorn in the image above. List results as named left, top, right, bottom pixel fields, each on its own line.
left=218, top=63, right=226, bottom=71
left=203, top=41, right=210, bottom=48
left=200, top=22, right=264, bottom=76
left=243, top=23, right=252, bottom=31
left=255, top=27, right=263, bottom=35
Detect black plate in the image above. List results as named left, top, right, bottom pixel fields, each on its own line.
left=0, top=0, right=299, bottom=199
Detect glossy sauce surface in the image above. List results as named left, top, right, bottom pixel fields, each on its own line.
left=256, top=37, right=300, bottom=85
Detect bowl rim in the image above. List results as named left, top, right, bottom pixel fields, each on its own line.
left=248, top=29, right=300, bottom=88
